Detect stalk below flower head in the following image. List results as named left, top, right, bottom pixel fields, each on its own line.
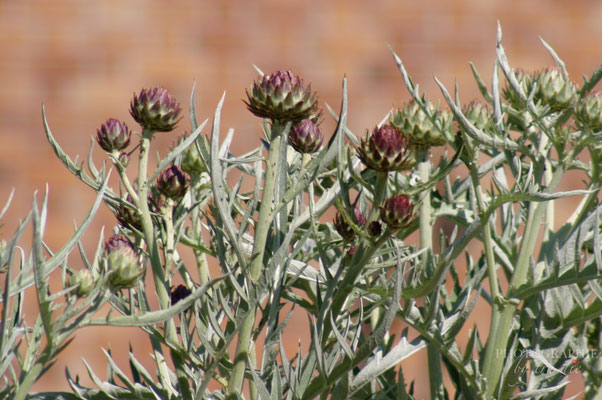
left=357, top=124, right=412, bottom=172
left=130, top=87, right=182, bottom=132
left=245, top=70, right=319, bottom=123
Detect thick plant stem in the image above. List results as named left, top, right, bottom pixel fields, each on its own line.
left=416, top=147, right=444, bottom=400
left=484, top=163, right=565, bottom=398
left=228, top=124, right=284, bottom=397
left=469, top=158, right=502, bottom=388
left=137, top=131, right=191, bottom=398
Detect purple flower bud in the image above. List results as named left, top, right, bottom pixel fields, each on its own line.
left=171, top=284, right=193, bottom=305
left=357, top=124, right=412, bottom=172
left=96, top=118, right=131, bottom=153
left=380, top=194, right=416, bottom=230
left=333, top=206, right=366, bottom=242
left=130, top=87, right=181, bottom=132
left=244, top=70, right=319, bottom=122
left=157, top=165, right=189, bottom=200
left=368, top=221, right=382, bottom=237
left=115, top=195, right=143, bottom=232
left=290, top=120, right=323, bottom=154
left=104, top=234, right=135, bottom=256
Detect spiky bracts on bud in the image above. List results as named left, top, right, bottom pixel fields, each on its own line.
left=502, top=69, right=533, bottom=109
left=333, top=206, right=367, bottom=242
left=245, top=70, right=319, bottom=123
left=380, top=194, right=416, bottom=230
left=104, top=235, right=142, bottom=290
left=97, top=118, right=131, bottom=153
left=290, top=120, right=323, bottom=154
left=390, top=101, right=451, bottom=148
left=171, top=284, right=193, bottom=305
left=68, top=269, right=94, bottom=298
left=176, top=135, right=207, bottom=176
left=357, top=124, right=412, bottom=172
left=533, top=67, right=576, bottom=112
left=462, top=101, right=494, bottom=132
left=576, top=91, right=602, bottom=132
left=130, top=87, right=182, bottom=132
left=157, top=165, right=189, bottom=200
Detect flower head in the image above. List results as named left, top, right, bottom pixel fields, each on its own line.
left=97, top=118, right=131, bottom=153
left=333, top=206, right=366, bottom=242
left=380, top=194, right=416, bottom=230
left=157, top=165, right=189, bottom=200
left=290, top=119, right=323, bottom=154
left=390, top=101, right=450, bottom=148
left=576, top=91, right=602, bottom=131
left=68, top=269, right=94, bottom=298
left=245, top=70, right=319, bottom=123
left=104, top=234, right=142, bottom=290
left=130, top=87, right=181, bottom=132
left=533, top=67, right=576, bottom=112
left=357, top=124, right=412, bottom=172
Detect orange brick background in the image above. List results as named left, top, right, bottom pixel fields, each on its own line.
left=0, top=0, right=600, bottom=397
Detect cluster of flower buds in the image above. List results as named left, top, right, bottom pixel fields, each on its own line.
left=104, top=235, right=142, bottom=290
left=503, top=67, right=576, bottom=113
left=575, top=91, right=602, bottom=131
left=96, top=118, right=131, bottom=153
left=390, top=100, right=451, bottom=148
left=68, top=269, right=94, bottom=298
left=462, top=101, right=494, bottom=132
left=357, top=124, right=412, bottom=172
left=333, top=205, right=367, bottom=242
left=380, top=194, right=416, bottom=230
left=289, top=119, right=323, bottom=154
left=130, top=87, right=182, bottom=132
left=157, top=165, right=189, bottom=200
left=245, top=70, right=319, bottom=123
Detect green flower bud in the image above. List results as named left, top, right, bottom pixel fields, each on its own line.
left=68, top=269, right=94, bottom=298
left=96, top=118, right=131, bottom=153
left=105, top=235, right=142, bottom=290
left=357, top=124, right=412, bottom=172
left=290, top=120, right=323, bottom=154
left=130, top=87, right=182, bottom=132
left=380, top=194, right=416, bottom=230
left=390, top=100, right=451, bottom=148
left=575, top=91, right=602, bottom=131
left=177, top=135, right=206, bottom=176
left=502, top=69, right=534, bottom=110
left=462, top=101, right=494, bottom=132
left=244, top=70, right=319, bottom=123
left=533, top=67, right=576, bottom=112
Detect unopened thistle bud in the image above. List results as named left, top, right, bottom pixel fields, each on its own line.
left=104, top=235, right=142, bottom=290
left=533, top=67, right=576, bottom=112
left=96, top=118, right=131, bottom=153
left=171, top=284, right=193, bottom=305
left=502, top=69, right=534, bottom=109
left=333, top=206, right=366, bottom=242
left=368, top=221, right=382, bottom=238
left=157, top=165, right=189, bottom=200
left=244, top=70, right=319, bottom=123
left=390, top=101, right=450, bottom=148
left=118, top=152, right=130, bottom=168
left=68, top=269, right=94, bottom=298
left=178, top=136, right=206, bottom=176
left=462, top=101, right=494, bottom=132
left=575, top=91, right=602, bottom=131
left=380, top=194, right=416, bottom=230
left=357, top=124, right=412, bottom=172
left=115, top=196, right=143, bottom=232
left=130, top=87, right=182, bottom=132
left=290, top=120, right=323, bottom=154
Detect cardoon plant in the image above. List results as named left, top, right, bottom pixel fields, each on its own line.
left=2, top=24, right=602, bottom=400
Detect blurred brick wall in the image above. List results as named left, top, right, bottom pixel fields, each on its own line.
left=0, top=0, right=600, bottom=397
